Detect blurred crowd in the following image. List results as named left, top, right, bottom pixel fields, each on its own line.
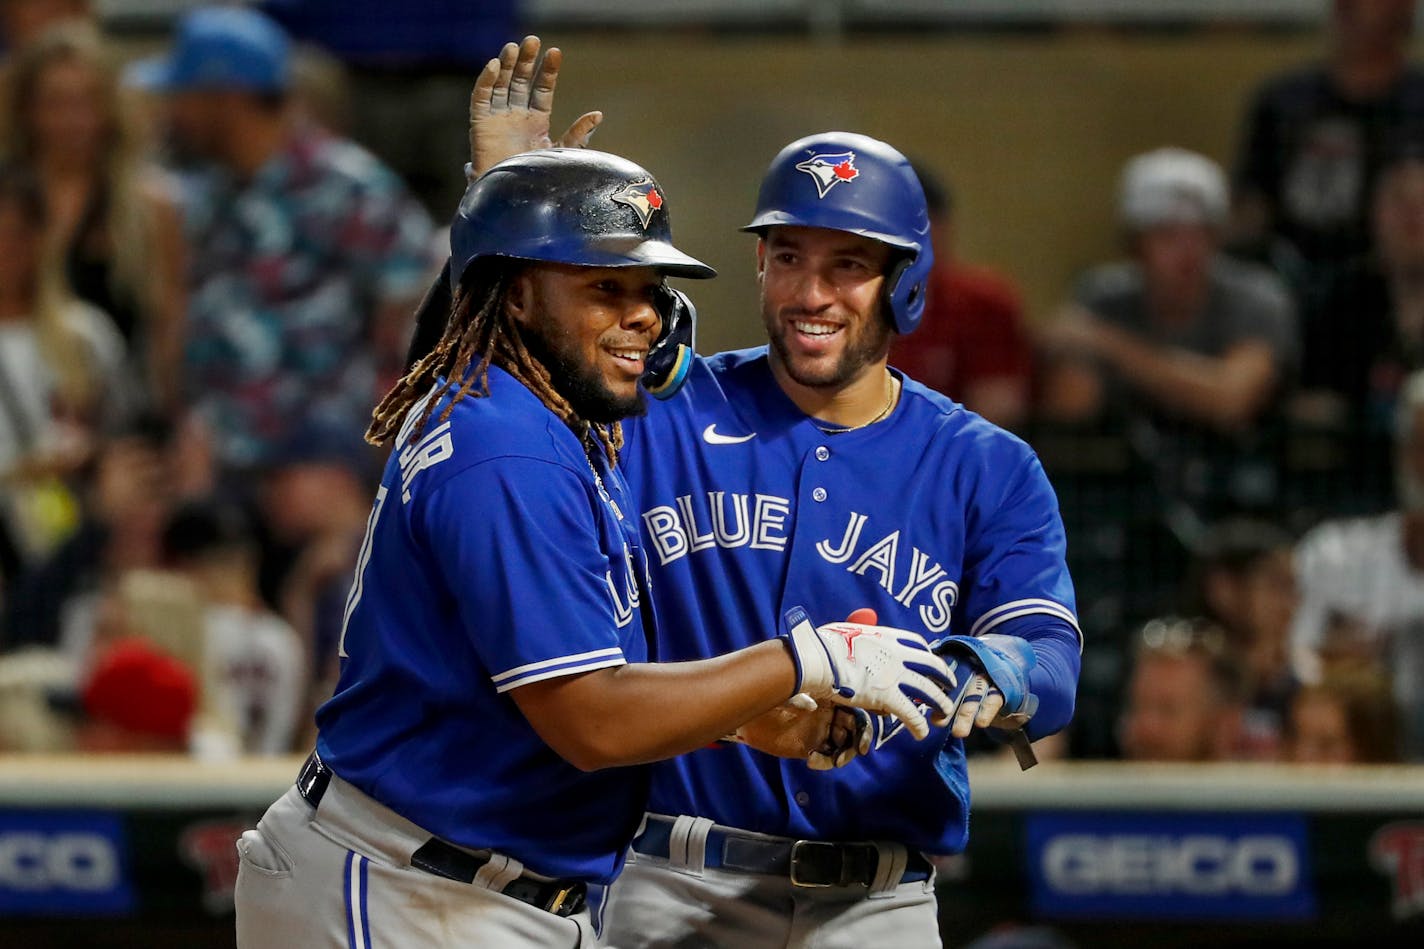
left=0, top=1, right=454, bottom=758
left=937, top=0, right=1424, bottom=767
left=0, top=0, right=1420, bottom=768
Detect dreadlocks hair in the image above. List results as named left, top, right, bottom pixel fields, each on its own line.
left=366, top=260, right=625, bottom=463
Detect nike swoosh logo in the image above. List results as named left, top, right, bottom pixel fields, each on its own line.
left=702, top=424, right=756, bottom=445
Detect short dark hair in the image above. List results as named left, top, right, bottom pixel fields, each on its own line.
left=1193, top=518, right=1294, bottom=573
left=162, top=500, right=255, bottom=564
left=112, top=410, right=176, bottom=449
left=1187, top=518, right=1294, bottom=617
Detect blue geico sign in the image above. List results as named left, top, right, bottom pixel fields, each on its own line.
left=1025, top=812, right=1315, bottom=920
left=0, top=811, right=134, bottom=916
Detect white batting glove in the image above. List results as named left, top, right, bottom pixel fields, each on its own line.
left=781, top=607, right=958, bottom=740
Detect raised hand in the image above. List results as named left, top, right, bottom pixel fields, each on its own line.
left=469, top=35, right=603, bottom=178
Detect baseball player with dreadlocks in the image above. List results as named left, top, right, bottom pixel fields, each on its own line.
left=446, top=37, right=1083, bottom=949
left=231, top=104, right=967, bottom=947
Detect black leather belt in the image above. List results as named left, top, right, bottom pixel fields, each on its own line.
left=632, top=816, right=932, bottom=888
left=296, top=753, right=586, bottom=918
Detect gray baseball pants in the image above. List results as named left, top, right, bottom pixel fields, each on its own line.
left=234, top=775, right=594, bottom=948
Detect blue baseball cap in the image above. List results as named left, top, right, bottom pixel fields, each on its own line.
left=128, top=6, right=291, bottom=94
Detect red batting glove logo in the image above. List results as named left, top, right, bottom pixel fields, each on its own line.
left=827, top=623, right=869, bottom=660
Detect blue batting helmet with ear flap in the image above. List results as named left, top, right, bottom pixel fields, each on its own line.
left=450, top=148, right=715, bottom=290
left=443, top=148, right=712, bottom=399
left=743, top=132, right=933, bottom=335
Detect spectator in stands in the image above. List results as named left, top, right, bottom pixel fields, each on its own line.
left=1190, top=520, right=1300, bottom=759
left=1, top=415, right=175, bottom=655
left=129, top=6, right=437, bottom=483
left=163, top=499, right=303, bottom=756
left=0, top=646, right=73, bottom=751
left=0, top=161, right=133, bottom=578
left=1284, top=671, right=1401, bottom=764
left=78, top=634, right=196, bottom=753
left=0, top=0, right=88, bottom=51
left=1293, top=369, right=1424, bottom=759
left=1038, top=147, right=1297, bottom=517
left=1301, top=144, right=1424, bottom=435
left=1118, top=616, right=1246, bottom=762
left=288, top=42, right=351, bottom=136
left=888, top=162, right=1032, bottom=429
left=3, top=21, right=187, bottom=412
left=1232, top=0, right=1424, bottom=303
left=257, top=421, right=373, bottom=720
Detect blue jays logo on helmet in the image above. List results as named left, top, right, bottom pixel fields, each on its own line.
left=612, top=179, right=664, bottom=229
left=448, top=149, right=713, bottom=292
left=794, top=152, right=860, bottom=198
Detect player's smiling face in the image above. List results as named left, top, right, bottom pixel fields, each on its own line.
left=507, top=262, right=663, bottom=423
left=757, top=226, right=894, bottom=389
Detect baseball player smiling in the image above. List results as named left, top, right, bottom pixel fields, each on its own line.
left=231, top=66, right=963, bottom=946
left=455, top=35, right=1082, bottom=949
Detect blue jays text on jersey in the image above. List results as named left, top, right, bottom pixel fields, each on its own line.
left=620, top=348, right=1082, bottom=856
left=314, top=365, right=653, bottom=884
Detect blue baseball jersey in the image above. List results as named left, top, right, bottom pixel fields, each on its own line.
left=315, top=366, right=652, bottom=883
left=620, top=348, right=1081, bottom=855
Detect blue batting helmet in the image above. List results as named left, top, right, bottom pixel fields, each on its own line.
left=743, top=132, right=933, bottom=335
left=450, top=148, right=715, bottom=290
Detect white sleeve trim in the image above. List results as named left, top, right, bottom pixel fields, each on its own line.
left=968, top=598, right=1083, bottom=652
left=491, top=647, right=626, bottom=693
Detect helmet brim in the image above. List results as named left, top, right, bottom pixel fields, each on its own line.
left=483, top=236, right=715, bottom=280
left=587, top=236, right=717, bottom=279
left=741, top=210, right=922, bottom=257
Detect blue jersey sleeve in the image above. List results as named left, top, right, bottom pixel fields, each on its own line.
left=416, top=457, right=631, bottom=692
left=979, top=613, right=1081, bottom=739
left=959, top=452, right=1081, bottom=738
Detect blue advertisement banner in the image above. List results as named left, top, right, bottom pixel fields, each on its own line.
left=1025, top=811, right=1316, bottom=921
left=0, top=810, right=135, bottom=916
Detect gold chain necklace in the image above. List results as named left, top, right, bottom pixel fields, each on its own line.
left=814, top=373, right=899, bottom=435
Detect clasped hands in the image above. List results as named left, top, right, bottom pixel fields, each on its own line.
left=741, top=609, right=1021, bottom=770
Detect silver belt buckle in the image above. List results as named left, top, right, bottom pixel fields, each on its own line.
left=789, top=839, right=836, bottom=888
